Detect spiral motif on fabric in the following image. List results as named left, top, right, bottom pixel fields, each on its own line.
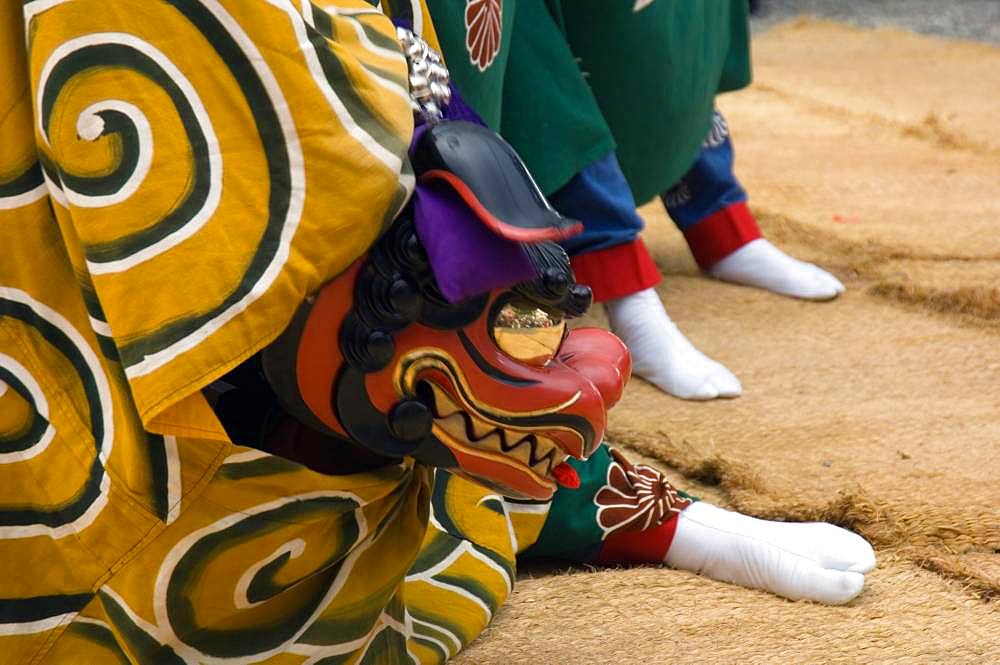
left=0, top=288, right=113, bottom=539
left=23, top=0, right=413, bottom=384
left=36, top=33, right=220, bottom=274
left=146, top=491, right=367, bottom=661
left=24, top=0, right=307, bottom=380
left=465, top=0, right=503, bottom=72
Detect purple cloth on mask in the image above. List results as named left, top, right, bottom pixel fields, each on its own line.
left=409, top=101, right=538, bottom=302
left=413, top=180, right=536, bottom=303
left=400, top=54, right=538, bottom=302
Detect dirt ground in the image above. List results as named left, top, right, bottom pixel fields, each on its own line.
left=454, top=19, right=1000, bottom=664
left=751, top=0, right=1000, bottom=44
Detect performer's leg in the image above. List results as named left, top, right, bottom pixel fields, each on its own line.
left=664, top=111, right=845, bottom=301
left=524, top=445, right=876, bottom=605
left=553, top=154, right=741, bottom=400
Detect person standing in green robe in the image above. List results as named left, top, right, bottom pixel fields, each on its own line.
left=426, top=0, right=846, bottom=402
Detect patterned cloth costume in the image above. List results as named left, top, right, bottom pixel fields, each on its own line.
left=0, top=2, right=697, bottom=662
left=425, top=0, right=763, bottom=300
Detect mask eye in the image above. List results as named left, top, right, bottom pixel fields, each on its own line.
left=491, top=297, right=566, bottom=366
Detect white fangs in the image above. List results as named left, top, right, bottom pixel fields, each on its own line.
left=425, top=383, right=566, bottom=477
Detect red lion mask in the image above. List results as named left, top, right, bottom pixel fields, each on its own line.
left=263, top=217, right=630, bottom=500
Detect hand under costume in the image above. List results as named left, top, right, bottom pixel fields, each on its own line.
left=665, top=502, right=875, bottom=604
left=531, top=444, right=875, bottom=605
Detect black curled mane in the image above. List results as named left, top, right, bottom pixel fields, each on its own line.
left=340, top=212, right=592, bottom=374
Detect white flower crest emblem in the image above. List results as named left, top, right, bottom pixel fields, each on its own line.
left=465, top=0, right=503, bottom=72
left=594, top=449, right=691, bottom=537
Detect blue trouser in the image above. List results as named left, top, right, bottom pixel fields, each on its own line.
left=661, top=111, right=748, bottom=230
left=550, top=151, right=646, bottom=257
left=554, top=111, right=748, bottom=252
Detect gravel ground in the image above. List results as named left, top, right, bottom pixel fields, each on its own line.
left=751, top=0, right=1000, bottom=44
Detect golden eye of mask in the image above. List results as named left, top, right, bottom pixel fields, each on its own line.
left=491, top=298, right=566, bottom=366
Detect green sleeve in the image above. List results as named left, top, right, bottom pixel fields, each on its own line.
left=555, top=0, right=752, bottom=202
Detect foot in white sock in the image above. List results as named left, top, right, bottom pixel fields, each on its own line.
left=708, top=239, right=846, bottom=301
left=664, top=502, right=876, bottom=604
left=605, top=288, right=741, bottom=400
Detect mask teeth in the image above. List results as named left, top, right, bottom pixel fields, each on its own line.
left=468, top=416, right=494, bottom=440
left=534, top=445, right=567, bottom=477
left=427, top=384, right=564, bottom=475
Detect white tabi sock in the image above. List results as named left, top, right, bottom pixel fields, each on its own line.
left=664, top=502, right=876, bottom=605
left=708, top=239, right=846, bottom=301
left=605, top=288, right=741, bottom=400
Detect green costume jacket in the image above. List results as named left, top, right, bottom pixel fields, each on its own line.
left=429, top=0, right=751, bottom=202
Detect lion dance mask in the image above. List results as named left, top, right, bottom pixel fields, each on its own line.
left=262, top=120, right=631, bottom=501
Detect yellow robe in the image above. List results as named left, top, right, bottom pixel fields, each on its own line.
left=1, top=0, right=551, bottom=660
left=2, top=0, right=442, bottom=660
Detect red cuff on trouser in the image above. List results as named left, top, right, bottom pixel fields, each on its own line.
left=682, top=201, right=762, bottom=270
left=595, top=513, right=681, bottom=565
left=569, top=238, right=661, bottom=303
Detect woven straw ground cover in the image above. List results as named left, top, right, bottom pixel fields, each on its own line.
left=455, top=19, right=1000, bottom=664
